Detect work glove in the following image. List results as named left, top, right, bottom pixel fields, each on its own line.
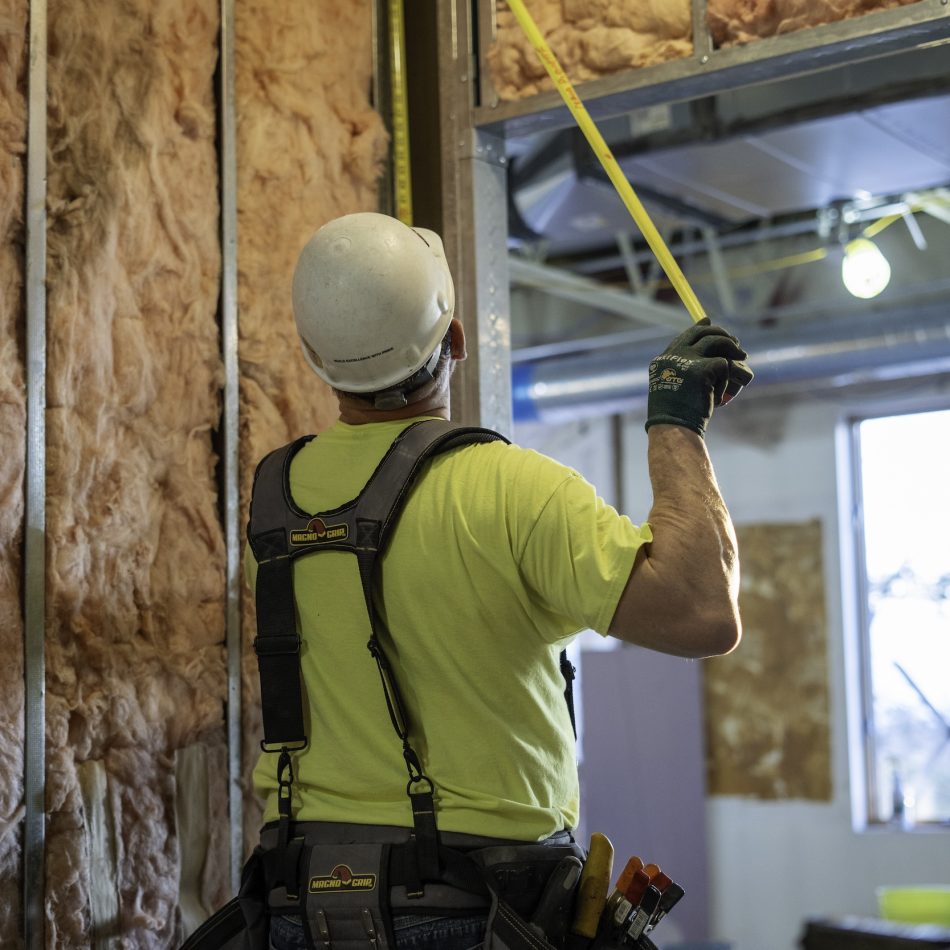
left=645, top=317, right=753, bottom=438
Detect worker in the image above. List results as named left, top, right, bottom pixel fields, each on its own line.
left=244, top=211, right=753, bottom=950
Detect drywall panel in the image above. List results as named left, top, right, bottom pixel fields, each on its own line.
left=234, top=0, right=387, bottom=846
left=704, top=519, right=832, bottom=801
left=0, top=0, right=28, bottom=944
left=44, top=0, right=228, bottom=943
left=487, top=0, right=693, bottom=101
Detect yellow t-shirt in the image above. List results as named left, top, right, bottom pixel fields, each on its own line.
left=246, top=418, right=650, bottom=841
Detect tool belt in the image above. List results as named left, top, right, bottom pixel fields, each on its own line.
left=179, top=830, right=659, bottom=950
left=260, top=821, right=586, bottom=950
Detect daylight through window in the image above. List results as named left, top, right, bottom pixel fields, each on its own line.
left=853, top=408, right=950, bottom=827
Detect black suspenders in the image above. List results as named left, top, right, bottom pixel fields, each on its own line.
left=247, top=419, right=577, bottom=894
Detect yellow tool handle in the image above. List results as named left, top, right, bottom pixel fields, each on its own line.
left=504, top=0, right=705, bottom=324
left=571, top=832, right=615, bottom=938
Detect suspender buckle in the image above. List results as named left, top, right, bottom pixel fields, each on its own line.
left=261, top=737, right=308, bottom=753
left=403, top=746, right=428, bottom=787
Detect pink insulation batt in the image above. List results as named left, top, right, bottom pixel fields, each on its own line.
left=235, top=0, right=387, bottom=848
left=487, top=0, right=693, bottom=101
left=45, top=0, right=227, bottom=944
left=4, top=0, right=923, bottom=940
left=486, top=0, right=923, bottom=99
left=0, top=1, right=27, bottom=946
left=708, top=0, right=923, bottom=47
left=2, top=0, right=387, bottom=943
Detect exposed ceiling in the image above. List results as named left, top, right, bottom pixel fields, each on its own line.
left=510, top=92, right=950, bottom=247
left=507, top=42, right=950, bottom=253
left=501, top=41, right=950, bottom=420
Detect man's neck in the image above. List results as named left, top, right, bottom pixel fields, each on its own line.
left=337, top=393, right=450, bottom=425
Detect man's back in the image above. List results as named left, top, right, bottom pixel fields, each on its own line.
left=246, top=417, right=648, bottom=840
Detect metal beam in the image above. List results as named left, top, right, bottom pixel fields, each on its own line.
left=24, top=0, right=47, bottom=945
left=475, top=1, right=950, bottom=137
left=218, top=0, right=242, bottom=895
left=437, top=0, right=513, bottom=434
left=371, top=0, right=395, bottom=217
left=910, top=188, right=950, bottom=227
left=570, top=194, right=941, bottom=275
left=615, top=231, right=645, bottom=296
left=509, top=256, right=684, bottom=328
left=513, top=302, right=950, bottom=423
left=702, top=226, right=736, bottom=316
left=470, top=132, right=514, bottom=434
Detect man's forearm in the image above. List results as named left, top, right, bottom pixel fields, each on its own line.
left=609, top=424, right=741, bottom=657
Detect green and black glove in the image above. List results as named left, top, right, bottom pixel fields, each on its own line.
left=645, top=317, right=753, bottom=437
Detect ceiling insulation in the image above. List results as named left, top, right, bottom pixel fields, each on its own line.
left=487, top=0, right=692, bottom=101
left=708, top=0, right=922, bottom=48
left=486, top=0, right=928, bottom=103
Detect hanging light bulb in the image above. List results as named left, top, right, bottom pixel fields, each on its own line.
left=841, top=238, right=891, bottom=299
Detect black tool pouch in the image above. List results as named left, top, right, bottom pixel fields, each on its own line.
left=294, top=842, right=395, bottom=949
left=480, top=890, right=556, bottom=950
left=470, top=842, right=586, bottom=950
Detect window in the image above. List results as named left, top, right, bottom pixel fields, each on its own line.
left=852, top=408, right=950, bottom=827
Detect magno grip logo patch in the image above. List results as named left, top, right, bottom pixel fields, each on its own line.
left=309, top=864, right=377, bottom=893
left=290, top=517, right=348, bottom=546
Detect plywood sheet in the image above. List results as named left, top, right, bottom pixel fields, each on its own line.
left=703, top=519, right=832, bottom=800
left=0, top=0, right=28, bottom=943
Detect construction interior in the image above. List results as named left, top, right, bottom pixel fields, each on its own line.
left=3, top=0, right=950, bottom=948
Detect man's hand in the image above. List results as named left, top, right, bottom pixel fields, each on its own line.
left=645, top=318, right=753, bottom=437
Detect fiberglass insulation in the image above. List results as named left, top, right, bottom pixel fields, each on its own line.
left=0, top=1, right=27, bottom=945
left=487, top=0, right=693, bottom=101
left=235, top=0, right=387, bottom=846
left=707, top=0, right=922, bottom=47
left=8, top=0, right=386, bottom=937
left=486, top=0, right=924, bottom=100
left=44, top=0, right=228, bottom=944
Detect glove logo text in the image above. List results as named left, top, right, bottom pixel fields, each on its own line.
left=650, top=360, right=685, bottom=391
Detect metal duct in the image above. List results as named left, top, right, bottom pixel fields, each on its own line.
left=512, top=306, right=950, bottom=423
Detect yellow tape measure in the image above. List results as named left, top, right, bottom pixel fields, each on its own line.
left=505, top=0, right=705, bottom=323
left=389, top=0, right=413, bottom=226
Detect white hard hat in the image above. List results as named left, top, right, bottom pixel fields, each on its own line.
left=292, top=212, right=455, bottom=394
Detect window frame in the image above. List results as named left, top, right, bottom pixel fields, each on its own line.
left=844, top=398, right=950, bottom=830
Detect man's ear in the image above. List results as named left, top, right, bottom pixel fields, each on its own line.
left=449, top=317, right=467, bottom=361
